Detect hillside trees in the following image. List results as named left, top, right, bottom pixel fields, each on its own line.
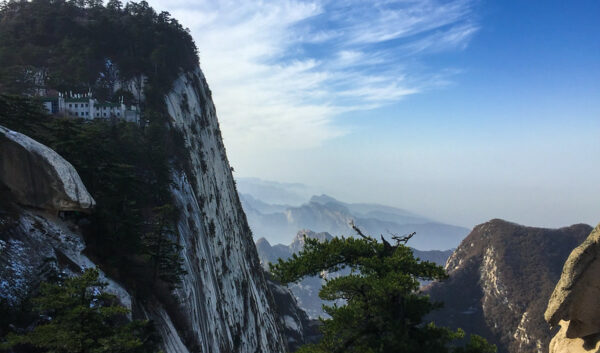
left=0, top=95, right=185, bottom=296
left=270, top=225, right=496, bottom=353
left=1, top=268, right=161, bottom=353
left=143, top=204, right=187, bottom=288
left=0, top=0, right=198, bottom=98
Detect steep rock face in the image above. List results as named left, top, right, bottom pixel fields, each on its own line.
left=0, top=125, right=95, bottom=212
left=160, top=69, right=285, bottom=353
left=0, top=208, right=130, bottom=311
left=266, top=276, right=321, bottom=352
left=426, top=219, right=591, bottom=353
left=545, top=223, right=600, bottom=353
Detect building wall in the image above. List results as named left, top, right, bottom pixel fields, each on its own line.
left=55, top=96, right=139, bottom=123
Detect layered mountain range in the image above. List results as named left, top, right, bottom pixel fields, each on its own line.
left=240, top=192, right=469, bottom=251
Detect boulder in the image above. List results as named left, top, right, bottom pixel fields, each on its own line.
left=545, top=223, right=600, bottom=352
left=0, top=125, right=95, bottom=212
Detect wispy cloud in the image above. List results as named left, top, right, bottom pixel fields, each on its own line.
left=148, top=0, right=479, bottom=151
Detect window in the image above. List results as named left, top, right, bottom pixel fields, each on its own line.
left=103, top=113, right=106, bottom=117
left=75, top=104, right=78, bottom=108
left=69, top=104, right=72, bottom=108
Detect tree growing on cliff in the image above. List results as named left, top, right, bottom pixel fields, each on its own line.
left=0, top=268, right=161, bottom=353
left=270, top=224, right=496, bottom=353
left=143, top=204, right=187, bottom=288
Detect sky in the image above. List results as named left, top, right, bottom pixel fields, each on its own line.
left=148, top=0, right=600, bottom=229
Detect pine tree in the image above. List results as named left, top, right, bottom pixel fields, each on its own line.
left=1, top=268, right=160, bottom=353
left=143, top=204, right=187, bottom=288
left=270, top=224, right=496, bottom=353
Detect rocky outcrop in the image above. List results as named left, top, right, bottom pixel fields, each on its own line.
left=0, top=207, right=129, bottom=319
left=545, top=223, right=600, bottom=353
left=0, top=125, right=95, bottom=212
left=426, top=219, right=591, bottom=353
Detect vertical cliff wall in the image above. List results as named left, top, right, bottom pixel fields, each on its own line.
left=157, top=68, right=285, bottom=353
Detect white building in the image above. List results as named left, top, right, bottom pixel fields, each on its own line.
left=41, top=92, right=140, bottom=123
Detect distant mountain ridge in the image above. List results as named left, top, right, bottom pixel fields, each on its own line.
left=425, top=219, right=591, bottom=353
left=241, top=192, right=469, bottom=250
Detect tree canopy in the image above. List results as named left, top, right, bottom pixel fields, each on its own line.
left=1, top=268, right=161, bottom=353
left=0, top=94, right=186, bottom=295
left=270, top=225, right=497, bottom=353
left=0, top=0, right=198, bottom=100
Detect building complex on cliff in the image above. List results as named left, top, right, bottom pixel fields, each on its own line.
left=39, top=92, right=140, bottom=123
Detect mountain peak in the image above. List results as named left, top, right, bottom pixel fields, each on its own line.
left=309, top=194, right=340, bottom=205
left=427, top=219, right=592, bottom=353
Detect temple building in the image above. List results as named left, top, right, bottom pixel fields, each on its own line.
left=40, top=92, right=140, bottom=123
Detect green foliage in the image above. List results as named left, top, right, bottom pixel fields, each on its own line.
left=0, top=95, right=184, bottom=294
left=142, top=205, right=187, bottom=288
left=270, top=230, right=496, bottom=353
left=1, top=268, right=161, bottom=353
left=0, top=0, right=198, bottom=98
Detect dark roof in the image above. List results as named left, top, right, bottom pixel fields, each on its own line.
left=64, top=97, right=90, bottom=102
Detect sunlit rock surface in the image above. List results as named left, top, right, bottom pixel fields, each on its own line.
left=161, top=68, right=285, bottom=352
left=0, top=125, right=95, bottom=212
left=545, top=223, right=600, bottom=353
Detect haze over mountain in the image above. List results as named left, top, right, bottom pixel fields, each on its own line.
left=148, top=0, right=600, bottom=232
left=238, top=178, right=469, bottom=250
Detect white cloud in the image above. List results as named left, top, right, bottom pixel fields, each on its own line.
left=147, top=0, right=478, bottom=152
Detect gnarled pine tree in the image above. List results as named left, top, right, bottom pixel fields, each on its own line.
left=270, top=223, right=496, bottom=353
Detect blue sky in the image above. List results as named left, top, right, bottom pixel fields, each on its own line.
left=149, top=0, right=600, bottom=228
